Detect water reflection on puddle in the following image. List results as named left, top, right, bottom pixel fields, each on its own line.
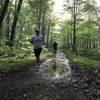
left=39, top=57, right=72, bottom=80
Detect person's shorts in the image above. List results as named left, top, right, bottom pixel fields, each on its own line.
left=53, top=47, right=57, bottom=54
left=53, top=47, right=57, bottom=50
left=34, top=48, right=42, bottom=57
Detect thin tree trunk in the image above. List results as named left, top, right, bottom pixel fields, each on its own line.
left=46, top=20, right=51, bottom=48
left=38, top=0, right=43, bottom=29
left=41, top=8, right=46, bottom=36
left=16, top=21, right=26, bottom=48
left=6, top=11, right=10, bottom=41
left=73, top=0, right=77, bottom=54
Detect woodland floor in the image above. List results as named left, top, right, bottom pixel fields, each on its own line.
left=0, top=51, right=100, bottom=100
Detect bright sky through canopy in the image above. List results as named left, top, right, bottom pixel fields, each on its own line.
left=96, top=0, right=100, bottom=6
left=54, top=0, right=68, bottom=20
left=54, top=0, right=100, bottom=20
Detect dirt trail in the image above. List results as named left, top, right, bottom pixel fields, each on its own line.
left=0, top=51, right=100, bottom=100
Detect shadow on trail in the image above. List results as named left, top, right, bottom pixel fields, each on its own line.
left=0, top=51, right=100, bottom=100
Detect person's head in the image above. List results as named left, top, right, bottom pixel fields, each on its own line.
left=35, top=28, right=40, bottom=36
left=53, top=41, right=57, bottom=44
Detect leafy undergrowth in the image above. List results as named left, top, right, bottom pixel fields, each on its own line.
left=68, top=53, right=100, bottom=77
left=69, top=54, right=100, bottom=70
left=77, top=48, right=100, bottom=61
left=0, top=51, right=52, bottom=72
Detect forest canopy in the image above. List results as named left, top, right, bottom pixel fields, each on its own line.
left=0, top=0, right=100, bottom=56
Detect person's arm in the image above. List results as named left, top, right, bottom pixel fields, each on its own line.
left=29, top=36, right=34, bottom=44
left=41, top=35, right=45, bottom=45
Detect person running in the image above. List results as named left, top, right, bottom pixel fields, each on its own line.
left=53, top=42, right=58, bottom=57
left=30, top=28, right=44, bottom=65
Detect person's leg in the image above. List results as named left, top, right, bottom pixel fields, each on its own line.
left=34, top=49, right=38, bottom=65
left=36, top=56, right=39, bottom=65
left=38, top=48, right=42, bottom=65
left=54, top=49, right=57, bottom=57
left=36, top=48, right=42, bottom=65
left=54, top=50, right=56, bottom=57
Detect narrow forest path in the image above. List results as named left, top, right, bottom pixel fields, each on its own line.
left=0, top=51, right=100, bottom=100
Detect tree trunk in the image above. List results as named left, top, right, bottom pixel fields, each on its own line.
left=0, top=0, right=9, bottom=46
left=9, top=0, right=23, bottom=47
left=41, top=8, right=46, bottom=36
left=46, top=19, right=51, bottom=48
left=6, top=11, right=10, bottom=41
left=0, top=0, right=4, bottom=13
left=38, top=0, right=43, bottom=29
left=0, top=0, right=9, bottom=26
left=16, top=21, right=25, bottom=48
left=72, top=0, right=77, bottom=54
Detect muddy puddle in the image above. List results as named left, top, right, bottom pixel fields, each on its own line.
left=39, top=51, right=72, bottom=80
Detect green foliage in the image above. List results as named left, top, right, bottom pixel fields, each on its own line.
left=68, top=53, right=100, bottom=73
left=0, top=51, right=53, bottom=72
left=77, top=49, right=100, bottom=60
left=0, top=56, right=34, bottom=72
left=62, top=0, right=100, bottom=50
left=83, top=3, right=95, bottom=12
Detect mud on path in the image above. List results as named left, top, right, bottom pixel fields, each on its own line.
left=0, top=51, right=100, bottom=100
